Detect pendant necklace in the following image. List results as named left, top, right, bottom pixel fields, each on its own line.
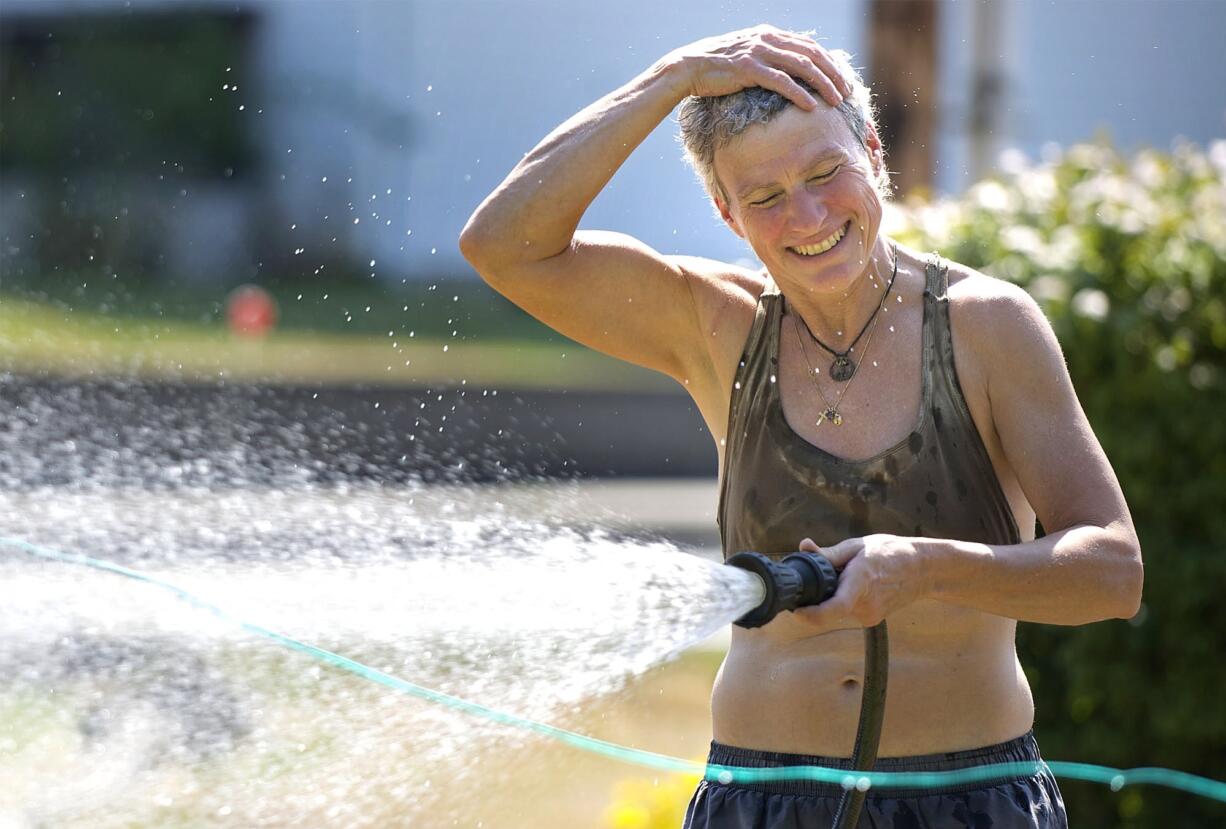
left=794, top=244, right=899, bottom=382
left=789, top=244, right=899, bottom=426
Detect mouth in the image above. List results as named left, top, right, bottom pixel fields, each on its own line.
left=788, top=222, right=851, bottom=257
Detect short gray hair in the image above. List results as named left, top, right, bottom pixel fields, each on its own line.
left=677, top=45, right=889, bottom=208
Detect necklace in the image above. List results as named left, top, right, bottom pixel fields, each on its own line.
left=789, top=246, right=899, bottom=426
left=793, top=244, right=899, bottom=381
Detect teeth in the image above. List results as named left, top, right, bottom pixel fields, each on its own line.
left=791, top=224, right=847, bottom=256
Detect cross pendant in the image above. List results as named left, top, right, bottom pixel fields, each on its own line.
left=816, top=409, right=843, bottom=427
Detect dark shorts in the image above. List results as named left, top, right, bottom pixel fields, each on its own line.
left=683, top=729, right=1067, bottom=828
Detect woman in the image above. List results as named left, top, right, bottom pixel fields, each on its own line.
left=461, top=25, right=1140, bottom=827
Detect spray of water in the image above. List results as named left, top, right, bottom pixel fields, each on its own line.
left=0, top=483, right=762, bottom=827
left=0, top=378, right=765, bottom=827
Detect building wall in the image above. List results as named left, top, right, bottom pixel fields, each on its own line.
left=4, top=0, right=1221, bottom=286
left=936, top=0, right=1226, bottom=193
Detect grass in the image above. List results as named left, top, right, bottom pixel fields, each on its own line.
left=0, top=290, right=675, bottom=392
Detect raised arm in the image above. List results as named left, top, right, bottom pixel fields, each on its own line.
left=459, top=26, right=851, bottom=381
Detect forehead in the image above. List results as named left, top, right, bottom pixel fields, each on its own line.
left=713, top=104, right=861, bottom=197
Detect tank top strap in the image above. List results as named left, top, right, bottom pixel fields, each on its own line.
left=921, top=254, right=961, bottom=394
left=720, top=273, right=783, bottom=463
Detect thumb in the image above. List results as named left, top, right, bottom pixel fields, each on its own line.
left=797, top=537, right=821, bottom=553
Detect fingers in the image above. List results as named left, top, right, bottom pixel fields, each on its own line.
left=798, top=537, right=820, bottom=552
left=748, top=62, right=819, bottom=110
left=794, top=570, right=878, bottom=629
left=761, top=30, right=851, bottom=105
left=764, top=47, right=844, bottom=107
left=820, top=538, right=862, bottom=569
left=793, top=589, right=858, bottom=631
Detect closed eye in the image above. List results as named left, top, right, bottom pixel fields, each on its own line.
left=749, top=166, right=841, bottom=206
left=809, top=165, right=841, bottom=182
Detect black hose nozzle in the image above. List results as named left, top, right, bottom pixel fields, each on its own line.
left=726, top=551, right=839, bottom=628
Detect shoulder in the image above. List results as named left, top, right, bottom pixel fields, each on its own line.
left=664, top=255, right=767, bottom=405
left=670, top=255, right=766, bottom=306
left=668, top=255, right=767, bottom=342
left=945, top=262, right=1057, bottom=354
left=943, top=260, right=1066, bottom=398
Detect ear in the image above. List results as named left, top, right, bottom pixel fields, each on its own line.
left=715, top=194, right=745, bottom=239
left=864, top=121, right=885, bottom=179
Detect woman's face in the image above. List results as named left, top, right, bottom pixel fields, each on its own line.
left=713, top=103, right=885, bottom=298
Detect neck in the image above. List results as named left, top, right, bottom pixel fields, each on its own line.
left=784, top=235, right=896, bottom=351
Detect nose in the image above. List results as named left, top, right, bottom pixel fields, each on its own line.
left=787, top=193, right=830, bottom=240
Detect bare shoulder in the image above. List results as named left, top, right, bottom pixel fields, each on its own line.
left=944, top=261, right=1064, bottom=395
left=671, top=255, right=765, bottom=307
left=665, top=255, right=766, bottom=415
left=670, top=255, right=765, bottom=349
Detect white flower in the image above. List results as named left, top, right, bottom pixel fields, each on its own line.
left=1071, top=288, right=1110, bottom=321
left=1001, top=225, right=1044, bottom=257
left=1028, top=275, right=1070, bottom=304
left=1209, top=140, right=1226, bottom=178
left=998, top=147, right=1031, bottom=177
left=1034, top=226, right=1082, bottom=271
left=970, top=180, right=1017, bottom=215
left=1017, top=168, right=1057, bottom=213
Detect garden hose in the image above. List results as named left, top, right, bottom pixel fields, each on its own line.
left=5, top=537, right=1226, bottom=811
left=727, top=551, right=888, bottom=829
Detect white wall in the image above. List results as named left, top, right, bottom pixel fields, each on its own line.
left=936, top=0, right=1226, bottom=193
left=9, top=0, right=1219, bottom=281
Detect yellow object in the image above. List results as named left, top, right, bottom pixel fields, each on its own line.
left=602, top=769, right=703, bottom=829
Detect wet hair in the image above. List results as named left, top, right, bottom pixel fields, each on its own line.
left=677, top=42, right=889, bottom=208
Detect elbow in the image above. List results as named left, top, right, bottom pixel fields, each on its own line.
left=458, top=224, right=507, bottom=287
left=1115, top=537, right=1145, bottom=620
left=458, top=220, right=491, bottom=270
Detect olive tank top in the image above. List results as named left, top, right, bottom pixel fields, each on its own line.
left=717, top=257, right=1022, bottom=558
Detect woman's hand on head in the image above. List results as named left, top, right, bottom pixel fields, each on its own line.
left=662, top=25, right=851, bottom=110
left=790, top=534, right=931, bottom=634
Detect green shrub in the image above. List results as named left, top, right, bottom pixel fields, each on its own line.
left=887, top=139, right=1226, bottom=827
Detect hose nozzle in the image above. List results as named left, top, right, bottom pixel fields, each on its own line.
left=726, top=551, right=839, bottom=628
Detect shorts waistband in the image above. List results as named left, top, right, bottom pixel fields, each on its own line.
left=705, top=729, right=1049, bottom=797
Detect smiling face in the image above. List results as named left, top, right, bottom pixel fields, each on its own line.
left=712, top=103, right=886, bottom=297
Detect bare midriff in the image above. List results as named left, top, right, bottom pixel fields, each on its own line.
left=710, top=598, right=1035, bottom=757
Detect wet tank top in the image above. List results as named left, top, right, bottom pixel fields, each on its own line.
left=717, top=256, right=1022, bottom=558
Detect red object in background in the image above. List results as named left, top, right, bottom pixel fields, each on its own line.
left=225, top=285, right=279, bottom=337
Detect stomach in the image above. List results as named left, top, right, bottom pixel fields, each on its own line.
left=710, top=599, right=1036, bottom=757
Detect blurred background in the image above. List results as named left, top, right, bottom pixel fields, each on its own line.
left=1, top=1, right=1224, bottom=827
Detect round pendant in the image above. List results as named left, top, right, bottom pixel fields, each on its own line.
left=830, top=355, right=856, bottom=382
